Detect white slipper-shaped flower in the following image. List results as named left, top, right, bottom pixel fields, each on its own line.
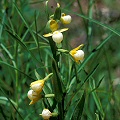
left=43, top=28, right=68, bottom=43
left=70, top=44, right=84, bottom=63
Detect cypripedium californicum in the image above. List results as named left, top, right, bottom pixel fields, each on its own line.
left=70, top=44, right=84, bottom=63
left=60, top=13, right=72, bottom=24
left=43, top=28, right=68, bottom=43
left=30, top=73, right=53, bottom=94
left=27, top=89, right=41, bottom=105
left=49, top=19, right=59, bottom=32
left=40, top=108, right=58, bottom=119
left=52, top=31, right=63, bottom=43
left=41, top=109, right=52, bottom=120
left=30, top=80, right=45, bottom=94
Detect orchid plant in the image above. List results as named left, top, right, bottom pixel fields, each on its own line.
left=27, top=2, right=85, bottom=120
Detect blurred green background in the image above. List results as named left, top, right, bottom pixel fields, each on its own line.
left=0, top=0, right=120, bottom=120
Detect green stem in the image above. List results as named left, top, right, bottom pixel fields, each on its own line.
left=51, top=112, right=58, bottom=117
left=45, top=94, right=55, bottom=98
left=74, top=62, right=79, bottom=83
left=77, top=0, right=87, bottom=32
left=58, top=102, right=64, bottom=120
left=8, top=13, right=19, bottom=104
left=14, top=41, right=19, bottom=104
left=48, top=40, right=64, bottom=120
left=44, top=73, right=53, bottom=81
left=87, top=0, right=94, bottom=52
left=34, top=11, right=42, bottom=62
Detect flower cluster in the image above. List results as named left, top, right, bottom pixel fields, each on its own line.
left=27, top=73, right=56, bottom=119
left=27, top=73, right=53, bottom=105
left=43, top=3, right=71, bottom=44
left=43, top=3, right=84, bottom=63
left=27, top=2, right=85, bottom=120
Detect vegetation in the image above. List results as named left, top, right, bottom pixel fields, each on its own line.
left=0, top=0, right=120, bottom=120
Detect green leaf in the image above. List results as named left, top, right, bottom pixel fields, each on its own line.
left=0, top=61, right=36, bottom=81
left=6, top=30, right=40, bottom=64
left=0, top=88, right=24, bottom=120
left=34, top=69, right=42, bottom=80
left=89, top=78, right=105, bottom=119
left=95, top=113, right=100, bottom=120
left=13, top=3, right=37, bottom=42
left=90, top=76, right=104, bottom=93
left=72, top=92, right=85, bottom=120
left=77, top=34, right=113, bottom=73
left=52, top=59, right=63, bottom=102
left=64, top=92, right=85, bottom=120
left=80, top=64, right=99, bottom=87
left=0, top=96, right=17, bottom=107
left=0, top=43, right=17, bottom=68
left=54, top=3, right=61, bottom=20
left=63, top=9, right=120, bottom=37
left=48, top=37, right=57, bottom=59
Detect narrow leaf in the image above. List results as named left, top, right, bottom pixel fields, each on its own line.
left=90, top=78, right=105, bottom=119
left=0, top=61, right=36, bottom=81
left=72, top=92, right=85, bottom=120
left=54, top=3, right=61, bottom=20
left=63, top=9, right=120, bottom=37
left=6, top=30, right=40, bottom=64
left=52, top=59, right=63, bottom=102
left=77, top=34, right=113, bottom=73
left=64, top=92, right=85, bottom=120
left=80, top=64, right=99, bottom=87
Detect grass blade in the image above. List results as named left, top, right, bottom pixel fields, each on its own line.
left=0, top=61, right=36, bottom=81
left=63, top=9, right=120, bottom=37
left=72, top=92, right=85, bottom=120
left=64, top=91, right=85, bottom=120
left=89, top=78, right=105, bottom=119
left=77, top=34, right=113, bottom=73
left=0, top=88, right=24, bottom=120
left=80, top=64, right=99, bottom=87
left=6, top=30, right=41, bottom=64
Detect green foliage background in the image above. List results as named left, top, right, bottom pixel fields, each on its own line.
left=0, top=0, right=120, bottom=120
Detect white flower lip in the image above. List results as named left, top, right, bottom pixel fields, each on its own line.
left=42, top=109, right=52, bottom=119
left=73, top=50, right=84, bottom=60
left=27, top=89, right=38, bottom=100
left=52, top=31, right=63, bottom=43
left=61, top=15, right=72, bottom=24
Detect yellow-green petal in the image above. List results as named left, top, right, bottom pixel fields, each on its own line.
left=73, top=44, right=84, bottom=51
left=43, top=33, right=53, bottom=37
left=50, top=20, right=59, bottom=32
left=59, top=28, right=69, bottom=32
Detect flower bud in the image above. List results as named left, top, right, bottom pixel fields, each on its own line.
left=61, top=13, right=72, bottom=24
left=27, top=89, right=41, bottom=105
left=53, top=3, right=61, bottom=20
left=30, top=80, right=44, bottom=94
left=41, top=109, right=52, bottom=119
left=52, top=31, right=63, bottom=43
